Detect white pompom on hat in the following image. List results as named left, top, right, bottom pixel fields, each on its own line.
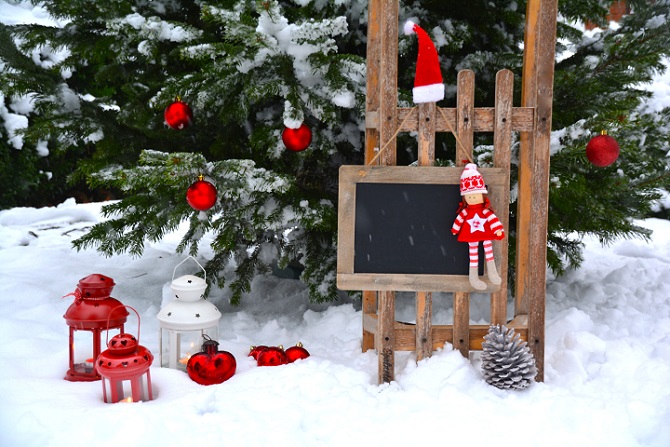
left=404, top=20, right=445, bottom=104
left=460, top=163, right=488, bottom=195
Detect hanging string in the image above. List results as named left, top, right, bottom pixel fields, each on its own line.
left=367, top=107, right=417, bottom=166
left=437, top=107, right=473, bottom=164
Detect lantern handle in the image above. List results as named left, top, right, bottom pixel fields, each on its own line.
left=105, top=305, right=141, bottom=346
left=172, top=255, right=206, bottom=282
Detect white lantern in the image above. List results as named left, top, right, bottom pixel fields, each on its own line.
left=157, top=256, right=221, bottom=370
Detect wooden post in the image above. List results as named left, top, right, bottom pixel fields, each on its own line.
left=517, top=0, right=558, bottom=381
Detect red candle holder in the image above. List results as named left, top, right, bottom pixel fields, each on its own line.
left=96, top=306, right=154, bottom=403
left=63, top=274, right=128, bottom=382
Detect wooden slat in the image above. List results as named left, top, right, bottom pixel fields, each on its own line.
left=416, top=101, right=436, bottom=361
left=362, top=314, right=529, bottom=351
left=490, top=69, right=514, bottom=326
left=517, top=0, right=557, bottom=382
left=337, top=273, right=501, bottom=293
left=361, top=0, right=381, bottom=354
left=375, top=0, right=399, bottom=384
left=365, top=107, right=535, bottom=133
left=454, top=70, right=475, bottom=358
left=341, top=165, right=507, bottom=185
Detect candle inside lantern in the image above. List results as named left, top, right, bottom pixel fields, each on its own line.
left=119, top=397, right=133, bottom=403
left=178, top=354, right=191, bottom=365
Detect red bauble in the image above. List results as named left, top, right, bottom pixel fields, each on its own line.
left=186, top=178, right=217, bottom=211
left=187, top=337, right=236, bottom=386
left=281, top=124, right=312, bottom=152
left=164, top=100, right=193, bottom=130
left=256, top=346, right=288, bottom=366
left=586, top=133, right=620, bottom=167
left=248, top=345, right=269, bottom=360
left=285, top=342, right=310, bottom=363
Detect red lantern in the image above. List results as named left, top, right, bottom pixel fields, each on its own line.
left=257, top=346, right=288, bottom=366
left=63, top=274, right=129, bottom=382
left=586, top=131, right=620, bottom=167
left=164, top=99, right=193, bottom=130
left=186, top=175, right=217, bottom=211
left=285, top=342, right=310, bottom=363
left=282, top=123, right=312, bottom=152
left=96, top=306, right=154, bottom=403
left=187, top=335, right=236, bottom=385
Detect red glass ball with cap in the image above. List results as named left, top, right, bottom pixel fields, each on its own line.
left=187, top=335, right=236, bottom=385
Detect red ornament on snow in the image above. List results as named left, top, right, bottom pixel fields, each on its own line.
left=256, top=346, right=288, bottom=366
left=586, top=131, right=620, bottom=167
left=248, top=345, right=269, bottom=360
left=282, top=123, right=312, bottom=152
left=187, top=335, right=236, bottom=386
left=285, top=342, right=310, bottom=363
left=164, top=99, right=193, bottom=130
left=186, top=176, right=217, bottom=211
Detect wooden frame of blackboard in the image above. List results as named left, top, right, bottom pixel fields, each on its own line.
left=337, top=164, right=506, bottom=293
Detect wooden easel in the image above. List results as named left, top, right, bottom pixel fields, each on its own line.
left=362, top=0, right=557, bottom=383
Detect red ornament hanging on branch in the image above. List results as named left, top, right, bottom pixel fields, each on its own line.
left=186, top=175, right=217, bottom=211
left=186, top=335, right=236, bottom=386
left=586, top=130, right=620, bottom=167
left=164, top=98, right=193, bottom=130
left=282, top=123, right=312, bottom=152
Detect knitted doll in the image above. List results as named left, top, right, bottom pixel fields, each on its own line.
left=451, top=163, right=504, bottom=290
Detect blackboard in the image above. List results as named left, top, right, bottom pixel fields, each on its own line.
left=354, top=183, right=484, bottom=275
left=337, top=165, right=505, bottom=292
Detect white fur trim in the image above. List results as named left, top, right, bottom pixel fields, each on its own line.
left=412, top=83, right=445, bottom=104
left=403, top=20, right=416, bottom=36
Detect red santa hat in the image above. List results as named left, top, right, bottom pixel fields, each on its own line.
left=404, top=20, right=445, bottom=104
left=460, top=163, right=488, bottom=195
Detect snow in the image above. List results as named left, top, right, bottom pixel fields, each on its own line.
left=0, top=200, right=669, bottom=446
left=1, top=3, right=670, bottom=447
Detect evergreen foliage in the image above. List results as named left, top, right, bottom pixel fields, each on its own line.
left=481, top=324, right=537, bottom=390
left=1, top=0, right=669, bottom=303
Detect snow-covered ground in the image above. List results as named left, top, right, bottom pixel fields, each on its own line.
left=1, top=200, right=669, bottom=447
left=1, top=2, right=669, bottom=446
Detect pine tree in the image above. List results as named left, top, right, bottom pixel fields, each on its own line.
left=1, top=1, right=669, bottom=303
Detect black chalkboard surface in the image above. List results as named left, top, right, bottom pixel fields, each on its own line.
left=353, top=183, right=484, bottom=275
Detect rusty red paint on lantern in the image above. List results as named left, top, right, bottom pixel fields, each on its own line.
left=63, top=274, right=129, bottom=382
left=96, top=306, right=154, bottom=403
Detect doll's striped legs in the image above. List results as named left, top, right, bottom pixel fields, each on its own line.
left=468, top=242, right=487, bottom=290
left=468, top=241, right=502, bottom=289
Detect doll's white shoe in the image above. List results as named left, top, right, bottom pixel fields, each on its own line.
left=486, top=260, right=502, bottom=285
left=469, top=267, right=487, bottom=290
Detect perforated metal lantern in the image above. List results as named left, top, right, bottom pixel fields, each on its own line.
left=63, top=274, right=129, bottom=382
left=157, top=256, right=221, bottom=370
left=96, top=306, right=154, bottom=403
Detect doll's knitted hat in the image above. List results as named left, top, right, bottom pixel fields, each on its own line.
left=404, top=20, right=445, bottom=104
left=460, top=163, right=487, bottom=195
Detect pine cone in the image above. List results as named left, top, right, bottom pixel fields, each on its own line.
left=481, top=324, right=537, bottom=390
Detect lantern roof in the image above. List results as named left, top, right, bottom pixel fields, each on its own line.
left=157, top=298, right=221, bottom=330
left=77, top=274, right=116, bottom=299
left=96, top=340, right=153, bottom=378
left=64, top=297, right=128, bottom=329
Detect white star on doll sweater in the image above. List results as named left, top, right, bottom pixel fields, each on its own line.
left=466, top=213, right=487, bottom=232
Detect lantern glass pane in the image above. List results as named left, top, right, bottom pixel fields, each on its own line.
left=71, top=328, right=121, bottom=374
left=160, top=326, right=219, bottom=371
